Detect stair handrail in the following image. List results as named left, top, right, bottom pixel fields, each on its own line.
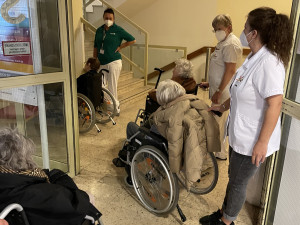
left=83, top=0, right=149, bottom=85
left=148, top=46, right=251, bottom=81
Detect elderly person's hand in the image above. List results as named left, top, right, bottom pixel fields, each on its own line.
left=0, top=219, right=9, bottom=225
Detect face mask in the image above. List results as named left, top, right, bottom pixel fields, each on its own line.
left=104, top=20, right=113, bottom=27
left=215, top=30, right=226, bottom=42
left=240, top=30, right=253, bottom=47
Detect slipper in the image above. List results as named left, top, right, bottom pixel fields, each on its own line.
left=112, top=158, right=126, bottom=167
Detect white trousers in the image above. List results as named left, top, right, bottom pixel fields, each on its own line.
left=100, top=59, right=122, bottom=109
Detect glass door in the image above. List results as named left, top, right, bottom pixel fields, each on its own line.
left=0, top=0, right=76, bottom=175
left=263, top=1, right=300, bottom=224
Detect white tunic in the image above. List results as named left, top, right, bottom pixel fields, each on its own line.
left=228, top=46, right=285, bottom=157
left=208, top=33, right=242, bottom=101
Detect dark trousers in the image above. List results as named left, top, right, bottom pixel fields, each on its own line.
left=222, top=147, right=260, bottom=221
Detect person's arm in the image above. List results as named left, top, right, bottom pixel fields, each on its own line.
left=115, top=40, right=136, bottom=52
left=252, top=94, right=283, bottom=166
left=211, top=62, right=236, bottom=104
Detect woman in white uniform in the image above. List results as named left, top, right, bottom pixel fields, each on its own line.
left=201, top=14, right=242, bottom=160
left=199, top=7, right=293, bottom=225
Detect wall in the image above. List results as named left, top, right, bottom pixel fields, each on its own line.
left=71, top=0, right=85, bottom=78
left=217, top=0, right=293, bottom=46
left=115, top=0, right=293, bottom=83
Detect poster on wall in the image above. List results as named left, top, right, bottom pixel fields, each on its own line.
left=0, top=0, right=33, bottom=76
left=0, top=0, right=37, bottom=106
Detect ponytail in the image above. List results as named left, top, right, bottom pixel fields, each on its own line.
left=248, top=7, right=293, bottom=67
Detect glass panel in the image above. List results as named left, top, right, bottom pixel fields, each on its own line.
left=0, top=0, right=62, bottom=77
left=286, top=15, right=300, bottom=103
left=266, top=114, right=300, bottom=224
left=0, top=82, right=68, bottom=172
left=147, top=47, right=186, bottom=83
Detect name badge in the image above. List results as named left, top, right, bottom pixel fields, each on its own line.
left=100, top=49, right=104, bottom=54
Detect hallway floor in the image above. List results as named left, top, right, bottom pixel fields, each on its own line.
left=73, top=90, right=258, bottom=225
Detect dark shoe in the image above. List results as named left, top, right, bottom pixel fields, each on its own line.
left=202, top=219, right=234, bottom=225
left=199, top=209, right=222, bottom=224
left=112, top=158, right=125, bottom=167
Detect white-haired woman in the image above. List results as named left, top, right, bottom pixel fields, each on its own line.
left=0, top=128, right=100, bottom=225
left=148, top=58, right=197, bottom=102
left=152, top=79, right=221, bottom=188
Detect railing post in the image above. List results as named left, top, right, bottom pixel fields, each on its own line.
left=204, top=47, right=211, bottom=82
left=129, top=45, right=133, bottom=71
left=144, top=34, right=149, bottom=86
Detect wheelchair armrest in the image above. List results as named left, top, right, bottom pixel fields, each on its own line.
left=138, top=126, right=168, bottom=149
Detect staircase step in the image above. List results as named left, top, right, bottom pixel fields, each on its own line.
left=119, top=86, right=152, bottom=110
left=118, top=77, right=144, bottom=95
left=119, top=71, right=133, bottom=82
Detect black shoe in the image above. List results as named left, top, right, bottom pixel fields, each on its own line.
left=112, top=158, right=125, bottom=167
left=202, top=219, right=235, bottom=225
left=200, top=209, right=222, bottom=224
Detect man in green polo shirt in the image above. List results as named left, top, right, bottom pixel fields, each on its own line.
left=93, top=8, right=136, bottom=115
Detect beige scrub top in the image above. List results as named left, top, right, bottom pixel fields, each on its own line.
left=208, top=33, right=242, bottom=102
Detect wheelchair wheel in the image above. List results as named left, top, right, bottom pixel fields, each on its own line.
left=177, top=152, right=218, bottom=195
left=131, top=145, right=179, bottom=215
left=78, top=93, right=96, bottom=133
left=96, top=87, right=117, bottom=124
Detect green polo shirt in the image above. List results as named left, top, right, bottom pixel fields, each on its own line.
left=94, top=23, right=135, bottom=65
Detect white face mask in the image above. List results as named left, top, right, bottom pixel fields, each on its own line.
left=215, top=30, right=226, bottom=42
left=104, top=20, right=113, bottom=27
left=240, top=30, right=253, bottom=47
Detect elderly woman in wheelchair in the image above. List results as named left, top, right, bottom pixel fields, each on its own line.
left=0, top=128, right=102, bottom=225
left=113, top=79, right=221, bottom=220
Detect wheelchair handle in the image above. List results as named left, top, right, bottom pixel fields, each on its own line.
left=154, top=68, right=165, bottom=89
left=100, top=69, right=109, bottom=74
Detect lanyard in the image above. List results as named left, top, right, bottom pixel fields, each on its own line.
left=101, top=29, right=106, bottom=50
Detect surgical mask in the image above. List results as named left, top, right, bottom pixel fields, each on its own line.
left=215, top=30, right=226, bottom=42
left=240, top=30, right=253, bottom=47
left=104, top=20, right=113, bottom=27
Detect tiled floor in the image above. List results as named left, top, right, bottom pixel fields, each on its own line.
left=73, top=90, right=258, bottom=225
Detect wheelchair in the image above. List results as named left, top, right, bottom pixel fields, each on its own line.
left=0, top=203, right=104, bottom=225
left=78, top=69, right=117, bottom=133
left=118, top=68, right=219, bottom=222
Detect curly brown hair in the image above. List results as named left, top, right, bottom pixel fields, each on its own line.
left=248, top=7, right=293, bottom=67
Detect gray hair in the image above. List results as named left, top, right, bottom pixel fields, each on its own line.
left=156, top=79, right=186, bottom=106
left=0, top=128, right=37, bottom=171
left=212, top=14, right=233, bottom=32
left=174, top=58, right=194, bottom=79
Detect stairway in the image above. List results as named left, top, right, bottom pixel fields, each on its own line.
left=118, top=71, right=152, bottom=110
left=84, top=31, right=152, bottom=110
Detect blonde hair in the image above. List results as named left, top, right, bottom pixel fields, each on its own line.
left=156, top=79, right=186, bottom=106
left=212, top=14, right=233, bottom=32
left=0, top=128, right=37, bottom=171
